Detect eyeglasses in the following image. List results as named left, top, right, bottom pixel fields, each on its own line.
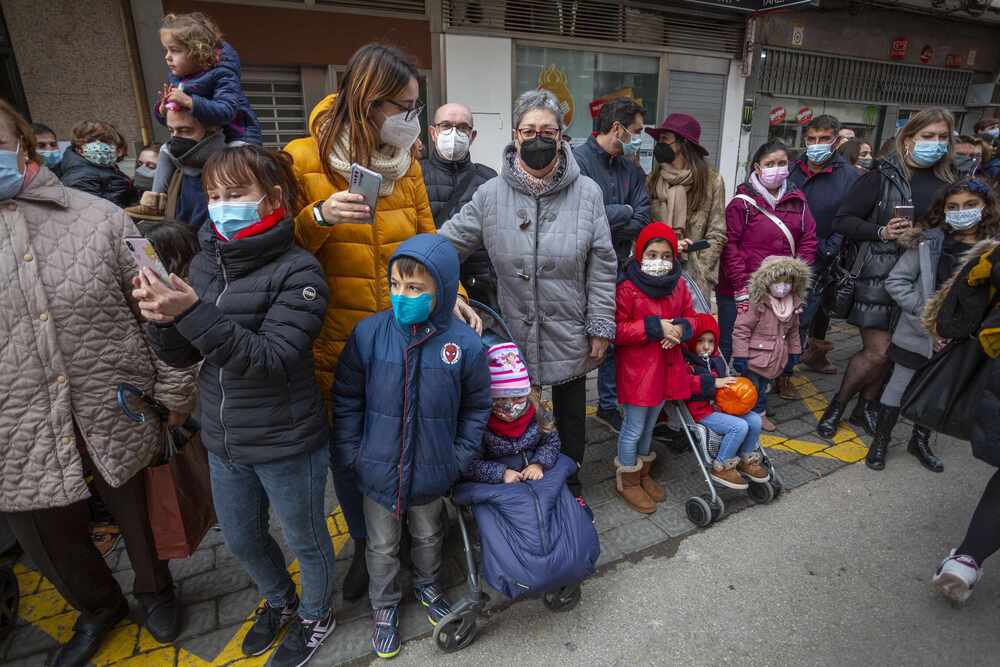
left=434, top=121, right=473, bottom=135
left=383, top=99, right=424, bottom=122
left=516, top=127, right=560, bottom=141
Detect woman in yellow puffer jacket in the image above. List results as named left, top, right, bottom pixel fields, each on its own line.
left=284, top=43, right=478, bottom=602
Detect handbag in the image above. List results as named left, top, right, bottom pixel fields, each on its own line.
left=900, top=335, right=992, bottom=441
left=733, top=194, right=796, bottom=255
left=825, top=242, right=870, bottom=320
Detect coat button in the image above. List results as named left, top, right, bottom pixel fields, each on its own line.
left=39, top=313, right=48, bottom=321
left=56, top=375, right=66, bottom=384
left=23, top=253, right=32, bottom=262
left=62, top=436, right=72, bottom=445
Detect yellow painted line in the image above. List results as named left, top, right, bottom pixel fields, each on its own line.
left=15, top=507, right=351, bottom=666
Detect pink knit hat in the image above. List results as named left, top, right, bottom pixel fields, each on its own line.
left=487, top=342, right=531, bottom=398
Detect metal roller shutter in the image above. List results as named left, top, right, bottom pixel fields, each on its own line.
left=666, top=70, right=726, bottom=168
left=242, top=66, right=307, bottom=150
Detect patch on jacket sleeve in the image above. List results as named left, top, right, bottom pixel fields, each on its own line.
left=441, top=341, right=462, bottom=365
left=302, top=286, right=318, bottom=301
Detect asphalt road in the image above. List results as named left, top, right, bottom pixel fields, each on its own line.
left=384, top=437, right=1000, bottom=666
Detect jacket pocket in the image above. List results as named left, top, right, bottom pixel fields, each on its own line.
left=748, top=337, right=778, bottom=367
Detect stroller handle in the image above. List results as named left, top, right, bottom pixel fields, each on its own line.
left=468, top=299, right=515, bottom=343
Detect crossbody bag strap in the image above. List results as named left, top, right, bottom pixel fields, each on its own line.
left=733, top=193, right=796, bottom=256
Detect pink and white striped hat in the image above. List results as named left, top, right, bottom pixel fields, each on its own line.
left=487, top=342, right=531, bottom=398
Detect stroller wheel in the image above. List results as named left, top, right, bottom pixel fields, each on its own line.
left=0, top=567, right=18, bottom=641
left=685, top=496, right=712, bottom=527
left=770, top=475, right=784, bottom=498
left=704, top=494, right=725, bottom=521
left=748, top=481, right=775, bottom=505
left=543, top=584, right=581, bottom=612
left=433, top=611, right=478, bottom=653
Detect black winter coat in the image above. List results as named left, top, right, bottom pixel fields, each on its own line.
left=59, top=148, right=136, bottom=208
left=148, top=217, right=330, bottom=464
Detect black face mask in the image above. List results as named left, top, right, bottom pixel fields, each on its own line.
left=167, top=136, right=198, bottom=158
left=519, top=136, right=558, bottom=171
left=653, top=142, right=676, bottom=165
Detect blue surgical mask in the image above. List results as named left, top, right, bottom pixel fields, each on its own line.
left=987, top=127, right=999, bottom=140
left=619, top=128, right=642, bottom=158
left=945, top=207, right=983, bottom=231
left=391, top=292, right=433, bottom=325
left=208, top=196, right=265, bottom=240
left=911, top=140, right=948, bottom=167
left=805, top=143, right=833, bottom=164
left=39, top=149, right=62, bottom=168
left=81, top=141, right=117, bottom=167
left=0, top=141, right=24, bottom=200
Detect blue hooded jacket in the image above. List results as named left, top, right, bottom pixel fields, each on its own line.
left=332, top=234, right=492, bottom=513
left=157, top=41, right=262, bottom=145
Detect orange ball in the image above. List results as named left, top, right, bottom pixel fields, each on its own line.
left=716, top=377, right=759, bottom=416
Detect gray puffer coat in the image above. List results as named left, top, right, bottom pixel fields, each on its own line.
left=440, top=142, right=617, bottom=386
left=884, top=227, right=944, bottom=360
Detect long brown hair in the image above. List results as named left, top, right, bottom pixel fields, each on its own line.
left=923, top=178, right=1000, bottom=241
left=0, top=99, right=38, bottom=164
left=316, top=43, right=419, bottom=184
left=646, top=136, right=712, bottom=212
left=202, top=145, right=306, bottom=215
left=895, top=107, right=956, bottom=183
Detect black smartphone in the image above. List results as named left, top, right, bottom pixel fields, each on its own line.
left=685, top=239, right=711, bottom=253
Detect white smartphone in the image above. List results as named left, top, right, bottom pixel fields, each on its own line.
left=123, top=236, right=170, bottom=283
left=349, top=163, right=382, bottom=219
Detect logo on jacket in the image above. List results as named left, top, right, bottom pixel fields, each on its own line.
left=302, top=286, right=317, bottom=301
left=441, top=342, right=462, bottom=365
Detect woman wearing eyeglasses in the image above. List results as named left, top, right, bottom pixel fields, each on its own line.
left=284, top=43, right=481, bottom=605
left=440, top=89, right=618, bottom=510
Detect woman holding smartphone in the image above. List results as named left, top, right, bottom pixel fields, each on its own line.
left=817, top=108, right=956, bottom=439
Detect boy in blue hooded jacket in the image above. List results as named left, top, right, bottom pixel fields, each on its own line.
left=332, top=234, right=491, bottom=659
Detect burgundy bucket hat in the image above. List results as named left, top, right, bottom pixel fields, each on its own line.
left=645, top=113, right=709, bottom=156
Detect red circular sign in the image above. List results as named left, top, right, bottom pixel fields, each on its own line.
left=769, top=106, right=786, bottom=126
left=798, top=107, right=813, bottom=125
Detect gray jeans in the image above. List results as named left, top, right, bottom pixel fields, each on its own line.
left=363, top=495, right=444, bottom=609
left=880, top=364, right=917, bottom=408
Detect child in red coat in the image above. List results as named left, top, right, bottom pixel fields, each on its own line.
left=615, top=222, right=697, bottom=514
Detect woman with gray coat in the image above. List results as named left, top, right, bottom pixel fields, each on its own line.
left=440, top=90, right=618, bottom=502
left=867, top=178, right=1000, bottom=471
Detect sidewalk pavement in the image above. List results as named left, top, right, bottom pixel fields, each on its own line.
left=2, top=323, right=892, bottom=666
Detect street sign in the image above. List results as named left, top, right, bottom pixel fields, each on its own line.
left=684, top=0, right=818, bottom=13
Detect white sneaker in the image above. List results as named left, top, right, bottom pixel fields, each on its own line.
left=932, top=549, right=981, bottom=605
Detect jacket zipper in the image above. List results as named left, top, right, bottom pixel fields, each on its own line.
left=533, top=197, right=542, bottom=364
left=396, top=323, right=435, bottom=517
left=215, top=248, right=233, bottom=462
left=526, top=482, right=549, bottom=553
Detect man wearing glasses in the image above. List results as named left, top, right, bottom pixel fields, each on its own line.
left=422, top=103, right=499, bottom=308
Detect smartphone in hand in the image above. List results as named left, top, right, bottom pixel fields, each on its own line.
left=123, top=236, right=170, bottom=283
left=893, top=205, right=914, bottom=225
left=349, top=163, right=382, bottom=220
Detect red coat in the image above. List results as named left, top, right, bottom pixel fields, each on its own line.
left=615, top=278, right=698, bottom=407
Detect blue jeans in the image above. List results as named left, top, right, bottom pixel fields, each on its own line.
left=744, top=371, right=770, bottom=415
left=209, top=447, right=336, bottom=620
left=717, top=293, right=737, bottom=362
left=617, top=402, right=665, bottom=467
left=699, top=410, right=762, bottom=463
left=597, top=344, right=617, bottom=412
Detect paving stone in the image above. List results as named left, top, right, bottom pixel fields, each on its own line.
left=175, top=622, right=241, bottom=661
left=774, top=418, right=820, bottom=438
left=198, top=526, right=227, bottom=549
left=581, top=478, right=616, bottom=508
left=170, top=548, right=215, bottom=581
left=646, top=503, right=696, bottom=538
left=770, top=402, right=814, bottom=422
left=3, top=651, right=48, bottom=667
left=594, top=497, right=645, bottom=534
left=777, top=462, right=822, bottom=489
left=4, top=624, right=58, bottom=661
left=309, top=612, right=373, bottom=664
left=217, top=586, right=260, bottom=626
left=177, top=600, right=218, bottom=641
left=584, top=439, right=616, bottom=463
left=577, top=459, right=615, bottom=487
left=180, top=566, right=252, bottom=604
left=797, top=455, right=848, bottom=478
left=597, top=518, right=668, bottom=561
left=113, top=568, right=135, bottom=595
left=762, top=447, right=804, bottom=467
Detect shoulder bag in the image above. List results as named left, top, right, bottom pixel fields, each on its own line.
left=824, top=241, right=870, bottom=320
left=733, top=193, right=796, bottom=256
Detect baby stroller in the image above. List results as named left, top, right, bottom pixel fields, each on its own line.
left=667, top=272, right=784, bottom=528
left=432, top=301, right=600, bottom=653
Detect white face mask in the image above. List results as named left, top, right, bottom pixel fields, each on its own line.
left=641, top=258, right=673, bottom=277
left=381, top=111, right=422, bottom=150
left=769, top=282, right=792, bottom=298
left=435, top=128, right=471, bottom=161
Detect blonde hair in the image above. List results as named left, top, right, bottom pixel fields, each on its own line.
left=894, top=107, right=957, bottom=183
left=160, top=12, right=221, bottom=70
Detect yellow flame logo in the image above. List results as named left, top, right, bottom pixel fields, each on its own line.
left=537, top=64, right=574, bottom=128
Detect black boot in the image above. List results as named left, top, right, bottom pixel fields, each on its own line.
left=817, top=400, right=846, bottom=438
left=137, top=589, right=182, bottom=643
left=865, top=405, right=899, bottom=471
left=847, top=398, right=879, bottom=436
left=907, top=425, right=944, bottom=472
left=51, top=599, right=129, bottom=667
left=341, top=537, right=368, bottom=602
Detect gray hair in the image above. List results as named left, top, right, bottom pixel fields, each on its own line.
left=512, top=90, right=564, bottom=132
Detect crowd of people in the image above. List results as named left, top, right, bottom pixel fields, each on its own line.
left=2, top=10, right=1000, bottom=666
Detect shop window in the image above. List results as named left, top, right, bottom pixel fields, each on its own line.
left=242, top=66, right=307, bottom=150
left=767, top=99, right=884, bottom=158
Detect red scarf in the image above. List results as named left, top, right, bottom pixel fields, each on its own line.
left=214, top=207, right=285, bottom=242
left=487, top=403, right=536, bottom=439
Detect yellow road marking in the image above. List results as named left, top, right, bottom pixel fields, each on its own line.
left=14, top=508, right=351, bottom=666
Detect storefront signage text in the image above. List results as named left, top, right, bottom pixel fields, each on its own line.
left=944, top=53, right=962, bottom=69
left=889, top=37, right=909, bottom=61
left=797, top=107, right=813, bottom=125
left=769, top=106, right=786, bottom=126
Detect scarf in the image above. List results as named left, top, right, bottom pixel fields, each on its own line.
left=506, top=146, right=566, bottom=197
left=487, top=403, right=536, bottom=439
left=328, top=131, right=412, bottom=197
left=768, top=293, right=795, bottom=322
left=623, top=258, right=682, bottom=299
left=749, top=171, right=786, bottom=210
left=654, top=164, right=692, bottom=236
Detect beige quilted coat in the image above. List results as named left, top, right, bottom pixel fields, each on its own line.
left=0, top=167, right=197, bottom=512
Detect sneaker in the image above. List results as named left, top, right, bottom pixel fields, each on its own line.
left=595, top=408, right=623, bottom=433
left=576, top=496, right=595, bottom=523
left=271, top=610, right=337, bottom=667
left=710, top=465, right=749, bottom=490
left=738, top=457, right=771, bottom=483
left=933, top=549, right=981, bottom=605
left=414, top=583, right=452, bottom=626
left=242, top=596, right=299, bottom=656
left=371, top=606, right=401, bottom=659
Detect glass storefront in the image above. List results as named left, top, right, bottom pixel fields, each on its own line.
left=766, top=98, right=884, bottom=158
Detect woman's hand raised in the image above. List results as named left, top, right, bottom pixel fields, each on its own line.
left=320, top=191, right=371, bottom=225
left=131, top=268, right=198, bottom=323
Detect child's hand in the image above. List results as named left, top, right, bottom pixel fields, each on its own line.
left=715, top=377, right=737, bottom=389
left=521, top=464, right=544, bottom=481
left=156, top=83, right=171, bottom=115
left=502, top=469, right=522, bottom=484
left=166, top=87, right=193, bottom=111
left=731, top=357, right=749, bottom=375
left=660, top=320, right=682, bottom=345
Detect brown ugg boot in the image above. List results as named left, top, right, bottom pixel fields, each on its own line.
left=638, top=453, right=666, bottom=503
left=800, top=338, right=837, bottom=374
left=615, top=458, right=655, bottom=514
left=125, top=191, right=166, bottom=219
